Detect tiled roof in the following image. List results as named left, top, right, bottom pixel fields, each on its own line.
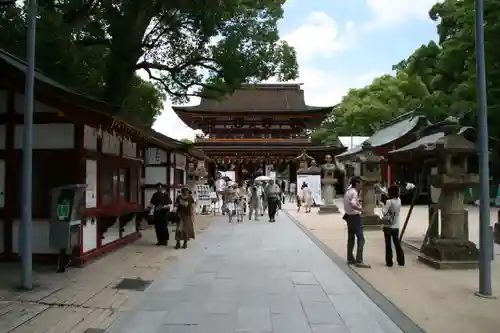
left=172, top=84, right=333, bottom=113
left=336, top=113, right=429, bottom=159
left=0, top=48, right=207, bottom=159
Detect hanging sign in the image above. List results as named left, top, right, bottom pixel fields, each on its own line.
left=195, top=185, right=211, bottom=206
left=57, top=199, right=71, bottom=220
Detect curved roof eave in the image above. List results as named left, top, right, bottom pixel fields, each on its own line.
left=336, top=115, right=428, bottom=160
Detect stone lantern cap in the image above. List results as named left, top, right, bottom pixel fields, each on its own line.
left=294, top=150, right=313, bottom=174
left=307, top=159, right=321, bottom=174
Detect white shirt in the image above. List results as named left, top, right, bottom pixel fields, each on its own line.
left=343, top=187, right=362, bottom=215
left=382, top=198, right=401, bottom=228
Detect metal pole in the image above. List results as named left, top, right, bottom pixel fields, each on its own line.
left=20, top=0, right=37, bottom=290
left=474, top=0, right=493, bottom=298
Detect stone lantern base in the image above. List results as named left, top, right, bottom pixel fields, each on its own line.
left=318, top=204, right=340, bottom=214
left=418, top=239, right=479, bottom=269
left=361, top=214, right=382, bottom=229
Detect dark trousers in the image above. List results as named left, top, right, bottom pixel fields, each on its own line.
left=268, top=199, right=278, bottom=220
left=383, top=227, right=405, bottom=266
left=153, top=213, right=169, bottom=245
left=346, top=214, right=365, bottom=263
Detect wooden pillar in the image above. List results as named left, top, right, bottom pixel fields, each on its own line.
left=3, top=91, right=15, bottom=254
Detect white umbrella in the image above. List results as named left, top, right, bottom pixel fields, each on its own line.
left=255, top=175, right=271, bottom=181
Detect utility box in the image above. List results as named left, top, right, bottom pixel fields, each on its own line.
left=49, top=184, right=86, bottom=250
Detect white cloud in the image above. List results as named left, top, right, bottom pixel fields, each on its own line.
left=298, top=68, right=383, bottom=106
left=364, top=0, right=438, bottom=30
left=283, top=12, right=357, bottom=62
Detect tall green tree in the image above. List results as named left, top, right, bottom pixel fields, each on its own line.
left=312, top=0, right=500, bottom=145
left=0, top=0, right=298, bottom=124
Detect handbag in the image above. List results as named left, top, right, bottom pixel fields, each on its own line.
left=381, top=201, right=395, bottom=226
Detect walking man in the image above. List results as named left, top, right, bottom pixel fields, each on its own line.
left=343, top=177, right=371, bottom=268
left=147, top=182, right=172, bottom=246
left=265, top=180, right=281, bottom=222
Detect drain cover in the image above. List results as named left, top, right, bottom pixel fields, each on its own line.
left=113, top=278, right=152, bottom=291
left=83, top=329, right=105, bottom=333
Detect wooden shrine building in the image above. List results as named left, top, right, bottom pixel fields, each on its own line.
left=173, top=83, right=344, bottom=184
left=0, top=49, right=206, bottom=266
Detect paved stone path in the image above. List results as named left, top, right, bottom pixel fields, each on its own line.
left=106, top=212, right=403, bottom=333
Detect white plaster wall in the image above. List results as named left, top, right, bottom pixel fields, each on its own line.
left=175, top=154, right=186, bottom=169
left=145, top=166, right=167, bottom=185
left=145, top=147, right=167, bottom=165
left=101, top=131, right=120, bottom=155
left=122, top=138, right=137, bottom=158
left=82, top=217, right=98, bottom=253
left=102, top=221, right=120, bottom=245
left=83, top=125, right=98, bottom=151
left=14, top=123, right=74, bottom=149
left=170, top=167, right=174, bottom=185
left=86, top=159, right=97, bottom=208
left=14, top=93, right=60, bottom=113
left=122, top=218, right=137, bottom=237
left=12, top=219, right=58, bottom=254
left=0, top=90, right=7, bottom=114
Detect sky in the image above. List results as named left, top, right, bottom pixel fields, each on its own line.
left=152, top=0, right=440, bottom=140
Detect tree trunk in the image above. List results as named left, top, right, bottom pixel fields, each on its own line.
left=101, top=3, right=153, bottom=107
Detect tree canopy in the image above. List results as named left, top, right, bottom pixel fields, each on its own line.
left=311, top=0, right=500, bottom=146
left=0, top=0, right=298, bottom=125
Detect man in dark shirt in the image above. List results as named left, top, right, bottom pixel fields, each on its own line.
left=147, top=182, right=172, bottom=246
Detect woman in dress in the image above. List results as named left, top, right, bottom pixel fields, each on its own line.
left=174, top=187, right=196, bottom=249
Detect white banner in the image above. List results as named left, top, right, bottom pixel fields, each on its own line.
left=297, top=175, right=308, bottom=195
left=307, top=174, right=322, bottom=205
left=296, top=174, right=322, bottom=205
left=220, top=171, right=236, bottom=181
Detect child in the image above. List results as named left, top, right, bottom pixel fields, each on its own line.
left=248, top=186, right=260, bottom=221
left=296, top=194, right=302, bottom=212
left=236, top=197, right=246, bottom=223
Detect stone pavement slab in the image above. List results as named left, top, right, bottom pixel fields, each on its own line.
left=105, top=212, right=404, bottom=333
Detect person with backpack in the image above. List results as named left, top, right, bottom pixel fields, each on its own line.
left=381, top=185, right=405, bottom=267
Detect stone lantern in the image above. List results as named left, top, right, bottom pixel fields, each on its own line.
left=318, top=154, right=341, bottom=214
left=196, top=160, right=208, bottom=185
left=185, top=160, right=197, bottom=190
left=354, top=145, right=384, bottom=227
left=420, top=134, right=479, bottom=269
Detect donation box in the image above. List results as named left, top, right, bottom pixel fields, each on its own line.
left=49, top=184, right=86, bottom=250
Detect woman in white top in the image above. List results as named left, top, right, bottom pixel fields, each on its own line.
left=381, top=185, right=405, bottom=267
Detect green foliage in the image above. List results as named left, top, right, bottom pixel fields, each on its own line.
left=0, top=0, right=298, bottom=125
left=180, top=138, right=194, bottom=144
left=312, top=0, right=500, bottom=145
